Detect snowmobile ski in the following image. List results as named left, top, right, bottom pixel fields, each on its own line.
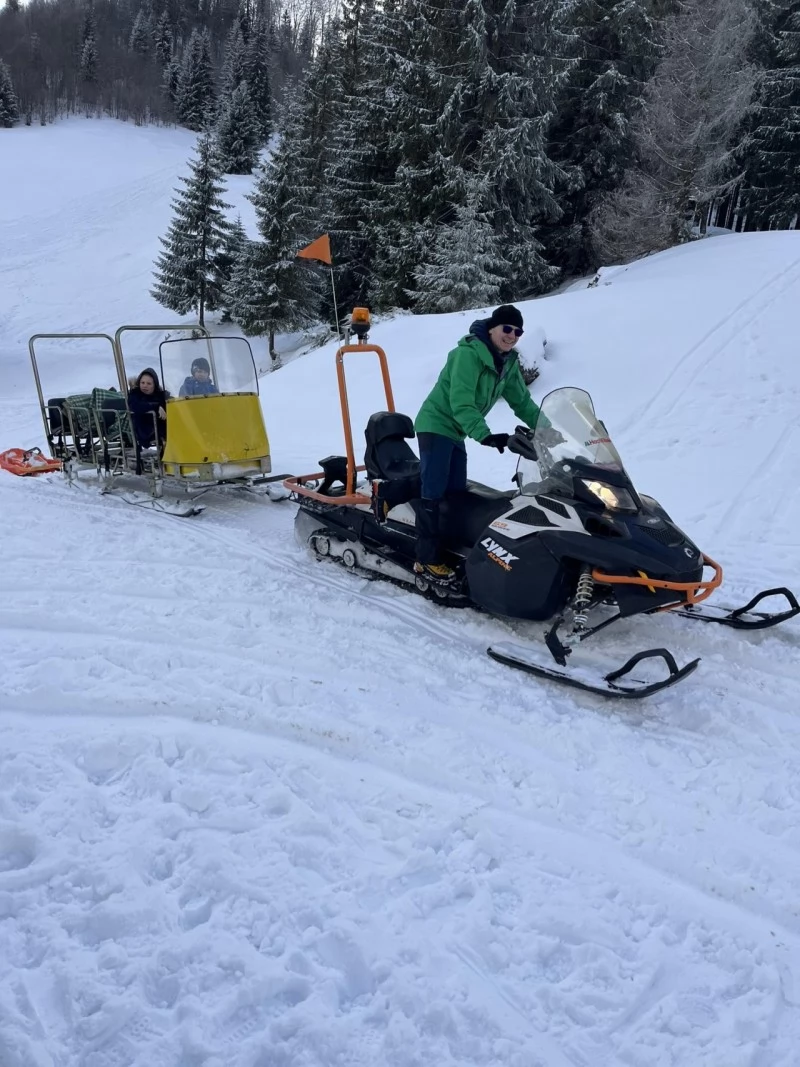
left=487, top=641, right=701, bottom=699
left=668, top=587, right=799, bottom=629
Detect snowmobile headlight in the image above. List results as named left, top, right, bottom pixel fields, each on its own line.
left=581, top=479, right=637, bottom=512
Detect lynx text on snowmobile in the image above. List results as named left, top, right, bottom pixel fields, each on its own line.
left=284, top=332, right=799, bottom=700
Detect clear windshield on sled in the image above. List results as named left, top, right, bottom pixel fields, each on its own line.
left=518, top=387, right=636, bottom=509
left=159, top=336, right=259, bottom=398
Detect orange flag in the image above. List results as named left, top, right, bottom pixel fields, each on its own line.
left=296, top=234, right=332, bottom=266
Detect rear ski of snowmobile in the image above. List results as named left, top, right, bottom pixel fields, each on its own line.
left=285, top=314, right=799, bottom=699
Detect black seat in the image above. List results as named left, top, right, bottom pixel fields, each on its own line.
left=440, top=482, right=516, bottom=549
left=364, top=412, right=420, bottom=481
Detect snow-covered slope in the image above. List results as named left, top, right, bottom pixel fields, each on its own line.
left=1, top=120, right=800, bottom=1067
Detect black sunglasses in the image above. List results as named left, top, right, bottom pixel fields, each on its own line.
left=501, top=325, right=524, bottom=338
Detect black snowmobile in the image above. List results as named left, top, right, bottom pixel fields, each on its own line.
left=285, top=343, right=798, bottom=699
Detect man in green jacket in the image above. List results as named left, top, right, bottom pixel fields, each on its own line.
left=407, top=303, right=543, bottom=581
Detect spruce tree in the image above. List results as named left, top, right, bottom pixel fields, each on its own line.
left=462, top=0, right=566, bottom=300
left=237, top=0, right=252, bottom=44
left=352, top=0, right=565, bottom=307
left=742, top=0, right=800, bottom=229
left=321, top=0, right=391, bottom=310
left=215, top=81, right=259, bottom=174
left=163, top=56, right=181, bottom=106
left=220, top=18, right=248, bottom=95
left=0, top=59, right=19, bottom=127
left=154, top=10, right=173, bottom=67
left=129, top=7, right=152, bottom=55
left=227, top=92, right=318, bottom=360
left=80, top=36, right=99, bottom=85
left=244, top=18, right=273, bottom=142
left=219, top=216, right=248, bottom=322
left=365, top=0, right=459, bottom=309
left=408, top=175, right=506, bottom=312
left=176, top=27, right=216, bottom=131
left=546, top=0, right=658, bottom=274
left=151, top=134, right=233, bottom=328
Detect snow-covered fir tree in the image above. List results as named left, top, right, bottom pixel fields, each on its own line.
left=364, top=0, right=461, bottom=309
left=220, top=18, right=248, bottom=96
left=237, top=0, right=252, bottom=44
left=215, top=81, right=259, bottom=174
left=464, top=0, right=566, bottom=299
left=154, top=10, right=173, bottom=67
left=129, top=6, right=152, bottom=56
left=408, top=174, right=506, bottom=312
left=0, top=59, right=19, bottom=127
left=80, top=35, right=99, bottom=85
left=218, top=216, right=248, bottom=322
left=176, top=27, right=216, bottom=131
left=348, top=0, right=566, bottom=308
left=151, top=134, right=233, bottom=328
left=243, top=18, right=273, bottom=142
left=163, top=57, right=181, bottom=107
left=227, top=92, right=319, bottom=361
left=546, top=0, right=659, bottom=274
left=321, top=0, right=395, bottom=310
left=742, top=0, right=800, bottom=229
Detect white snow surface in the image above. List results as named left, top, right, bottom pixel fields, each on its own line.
left=1, top=120, right=800, bottom=1067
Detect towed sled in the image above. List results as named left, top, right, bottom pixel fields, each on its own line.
left=0, top=447, right=62, bottom=476
left=285, top=333, right=798, bottom=700
left=28, top=325, right=289, bottom=517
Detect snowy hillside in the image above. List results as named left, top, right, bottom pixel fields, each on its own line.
left=1, top=120, right=800, bottom=1067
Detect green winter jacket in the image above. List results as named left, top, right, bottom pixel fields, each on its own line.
left=415, top=332, right=542, bottom=443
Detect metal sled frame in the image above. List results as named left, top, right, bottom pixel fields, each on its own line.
left=283, top=343, right=395, bottom=505
left=29, top=326, right=208, bottom=500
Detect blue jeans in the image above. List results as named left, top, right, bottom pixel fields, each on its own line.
left=415, top=433, right=467, bottom=564
left=418, top=432, right=467, bottom=499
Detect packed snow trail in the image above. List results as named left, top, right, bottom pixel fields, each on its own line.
left=3, top=464, right=800, bottom=1064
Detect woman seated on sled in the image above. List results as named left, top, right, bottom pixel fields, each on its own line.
left=127, top=368, right=169, bottom=450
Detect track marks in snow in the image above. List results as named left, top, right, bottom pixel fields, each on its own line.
left=623, top=253, right=800, bottom=437
left=5, top=714, right=800, bottom=1067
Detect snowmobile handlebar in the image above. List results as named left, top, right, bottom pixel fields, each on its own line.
left=507, top=426, right=538, bottom=460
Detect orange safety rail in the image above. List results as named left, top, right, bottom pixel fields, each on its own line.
left=283, top=467, right=372, bottom=506
left=285, top=343, right=395, bottom=505
left=592, top=554, right=723, bottom=608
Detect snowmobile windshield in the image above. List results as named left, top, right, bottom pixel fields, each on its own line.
left=518, top=387, right=638, bottom=510
left=159, top=337, right=259, bottom=398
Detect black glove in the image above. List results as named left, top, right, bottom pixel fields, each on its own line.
left=481, top=433, right=510, bottom=453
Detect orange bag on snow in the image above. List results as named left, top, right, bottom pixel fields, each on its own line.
left=0, top=447, right=62, bottom=476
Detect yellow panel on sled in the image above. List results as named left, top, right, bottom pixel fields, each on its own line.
left=162, top=394, right=270, bottom=480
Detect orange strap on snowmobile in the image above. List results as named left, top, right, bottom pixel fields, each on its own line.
left=592, top=554, right=723, bottom=607
left=0, top=447, right=62, bottom=476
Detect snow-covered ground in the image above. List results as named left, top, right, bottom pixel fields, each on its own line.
left=1, top=120, right=800, bottom=1067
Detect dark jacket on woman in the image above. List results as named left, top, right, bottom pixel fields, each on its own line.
left=128, top=368, right=169, bottom=448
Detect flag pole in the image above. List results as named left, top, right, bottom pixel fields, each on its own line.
left=329, top=265, right=341, bottom=340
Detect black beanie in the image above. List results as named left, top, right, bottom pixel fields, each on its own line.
left=487, top=304, right=523, bottom=330
left=191, top=357, right=211, bottom=374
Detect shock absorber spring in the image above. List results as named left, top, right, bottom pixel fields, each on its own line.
left=572, top=568, right=595, bottom=631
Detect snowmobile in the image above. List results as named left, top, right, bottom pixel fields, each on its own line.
left=285, top=337, right=799, bottom=699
